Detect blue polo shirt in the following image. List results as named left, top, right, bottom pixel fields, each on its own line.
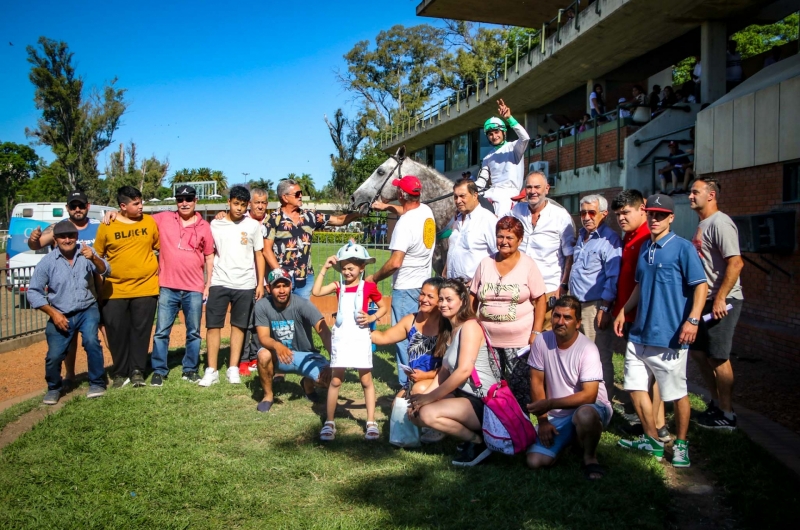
left=629, top=232, right=706, bottom=349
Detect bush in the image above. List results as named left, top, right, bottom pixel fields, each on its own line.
left=311, top=232, right=363, bottom=244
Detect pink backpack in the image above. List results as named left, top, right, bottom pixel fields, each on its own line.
left=471, top=324, right=537, bottom=455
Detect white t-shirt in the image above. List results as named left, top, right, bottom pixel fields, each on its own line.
left=389, top=203, right=436, bottom=290
left=446, top=206, right=497, bottom=280
left=210, top=216, right=265, bottom=289
left=508, top=200, right=576, bottom=292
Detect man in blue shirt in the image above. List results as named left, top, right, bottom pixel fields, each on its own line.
left=27, top=220, right=110, bottom=405
left=613, top=194, right=707, bottom=468
left=569, top=194, right=621, bottom=398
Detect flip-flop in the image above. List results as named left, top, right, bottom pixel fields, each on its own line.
left=301, top=377, right=320, bottom=403
left=256, top=400, right=273, bottom=413
left=582, top=463, right=605, bottom=480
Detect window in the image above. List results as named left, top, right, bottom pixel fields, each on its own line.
left=413, top=149, right=426, bottom=164
left=434, top=144, right=446, bottom=173
left=52, top=208, right=64, bottom=217
left=783, top=161, right=800, bottom=202
left=554, top=193, right=580, bottom=214
left=470, top=129, right=480, bottom=166
left=22, top=208, right=33, bottom=218
left=451, top=133, right=470, bottom=171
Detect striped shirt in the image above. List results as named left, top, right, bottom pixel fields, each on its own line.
left=27, top=244, right=110, bottom=314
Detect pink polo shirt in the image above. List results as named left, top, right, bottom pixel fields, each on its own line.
left=153, top=211, right=215, bottom=293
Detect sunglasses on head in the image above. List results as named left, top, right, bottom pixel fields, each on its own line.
left=176, top=196, right=195, bottom=204
left=579, top=210, right=598, bottom=218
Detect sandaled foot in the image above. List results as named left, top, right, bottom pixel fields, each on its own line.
left=320, top=421, right=336, bottom=441
left=365, top=421, right=380, bottom=441
left=583, top=462, right=605, bottom=480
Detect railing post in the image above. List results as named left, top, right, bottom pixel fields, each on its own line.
left=527, top=34, right=532, bottom=65
left=494, top=66, right=499, bottom=89
left=504, top=55, right=508, bottom=81
left=476, top=82, right=480, bottom=103
left=556, top=133, right=561, bottom=179
left=617, top=113, right=623, bottom=168
left=596, top=0, right=601, bottom=15
left=541, top=24, right=546, bottom=55
left=456, top=90, right=460, bottom=112
left=557, top=10, right=563, bottom=44
left=593, top=118, right=599, bottom=172
left=574, top=0, right=581, bottom=31
left=447, top=100, right=450, bottom=117
left=574, top=131, right=578, bottom=176
left=485, top=71, right=489, bottom=96
left=515, top=45, right=519, bottom=74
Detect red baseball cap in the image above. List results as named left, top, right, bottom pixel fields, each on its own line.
left=391, top=175, right=422, bottom=196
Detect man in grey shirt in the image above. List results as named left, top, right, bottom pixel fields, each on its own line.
left=254, top=268, right=333, bottom=412
left=689, top=176, right=744, bottom=430
left=27, top=220, right=110, bottom=404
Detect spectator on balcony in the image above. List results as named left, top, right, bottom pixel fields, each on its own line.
left=618, top=99, right=631, bottom=119
left=648, top=85, right=661, bottom=112
left=726, top=40, right=743, bottom=91
left=533, top=134, right=543, bottom=147
left=577, top=114, right=592, bottom=133
left=691, top=57, right=701, bottom=100
left=589, top=84, right=606, bottom=119
left=656, top=86, right=678, bottom=113
left=629, top=85, right=651, bottom=124
left=676, top=86, right=696, bottom=104
left=658, top=141, right=692, bottom=195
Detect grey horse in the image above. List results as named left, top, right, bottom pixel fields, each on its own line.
left=349, top=146, right=457, bottom=274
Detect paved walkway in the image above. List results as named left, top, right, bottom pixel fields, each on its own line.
left=688, top=383, right=800, bottom=478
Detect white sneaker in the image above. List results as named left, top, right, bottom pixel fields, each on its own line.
left=198, top=368, right=219, bottom=387
left=226, top=366, right=241, bottom=384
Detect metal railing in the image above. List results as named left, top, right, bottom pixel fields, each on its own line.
left=380, top=0, right=598, bottom=147
left=1, top=266, right=48, bottom=341
left=529, top=106, right=627, bottom=180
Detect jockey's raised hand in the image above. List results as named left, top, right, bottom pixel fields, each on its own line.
left=497, top=98, right=511, bottom=120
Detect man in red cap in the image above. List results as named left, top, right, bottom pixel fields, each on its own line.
left=366, top=175, right=435, bottom=389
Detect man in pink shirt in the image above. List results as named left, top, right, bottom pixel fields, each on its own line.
left=526, top=295, right=613, bottom=480
left=150, top=185, right=215, bottom=385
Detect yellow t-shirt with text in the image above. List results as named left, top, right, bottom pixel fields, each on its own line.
left=94, top=216, right=160, bottom=299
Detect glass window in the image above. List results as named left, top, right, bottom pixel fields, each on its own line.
left=470, top=129, right=480, bottom=166
left=434, top=144, right=446, bottom=173
left=479, top=133, right=493, bottom=160
left=413, top=149, right=426, bottom=164
left=784, top=161, right=800, bottom=202
left=451, top=134, right=470, bottom=171
left=52, top=208, right=64, bottom=217
left=555, top=194, right=580, bottom=214
left=23, top=208, right=33, bottom=218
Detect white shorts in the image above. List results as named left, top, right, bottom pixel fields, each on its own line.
left=623, top=342, right=688, bottom=402
left=483, top=187, right=518, bottom=218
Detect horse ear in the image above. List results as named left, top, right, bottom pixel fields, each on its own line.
left=396, top=145, right=406, bottom=160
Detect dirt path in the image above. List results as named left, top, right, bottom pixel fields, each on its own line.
left=0, top=387, right=86, bottom=450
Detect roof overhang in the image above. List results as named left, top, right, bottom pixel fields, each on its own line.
left=416, top=0, right=567, bottom=29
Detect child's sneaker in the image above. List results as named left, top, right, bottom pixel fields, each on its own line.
left=672, top=439, right=691, bottom=467
left=249, top=359, right=258, bottom=373
left=618, top=434, right=664, bottom=460
left=198, top=368, right=219, bottom=387
left=226, top=366, right=241, bottom=384
left=238, top=362, right=250, bottom=377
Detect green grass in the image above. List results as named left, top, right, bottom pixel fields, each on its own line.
left=311, top=243, right=393, bottom=296
left=0, top=397, right=42, bottom=432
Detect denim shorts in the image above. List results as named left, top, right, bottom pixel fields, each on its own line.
left=259, top=348, right=329, bottom=382
left=527, top=403, right=611, bottom=459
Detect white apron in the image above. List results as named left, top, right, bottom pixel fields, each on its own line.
left=330, top=281, right=373, bottom=369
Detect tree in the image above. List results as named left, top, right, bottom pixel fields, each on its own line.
left=325, top=108, right=369, bottom=195
left=339, top=24, right=452, bottom=128
left=25, top=37, right=127, bottom=196
left=17, top=161, right=67, bottom=205
left=285, top=173, right=317, bottom=199
left=0, top=142, right=40, bottom=223
left=169, top=167, right=228, bottom=196
left=248, top=178, right=275, bottom=198
left=102, top=141, right=169, bottom=204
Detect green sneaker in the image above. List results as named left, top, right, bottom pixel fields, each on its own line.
left=672, top=439, right=690, bottom=468
left=618, top=434, right=664, bottom=460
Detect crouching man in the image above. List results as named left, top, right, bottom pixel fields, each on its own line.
left=27, top=220, right=110, bottom=404
left=254, top=269, right=333, bottom=412
left=526, top=295, right=613, bottom=480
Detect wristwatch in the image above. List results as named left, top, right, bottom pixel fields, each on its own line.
left=686, top=317, right=699, bottom=325
left=599, top=305, right=610, bottom=313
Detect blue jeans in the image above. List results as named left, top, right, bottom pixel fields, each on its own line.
left=292, top=273, right=314, bottom=299
left=151, top=287, right=203, bottom=375
left=263, top=349, right=329, bottom=381
left=527, top=403, right=612, bottom=459
left=45, top=303, right=105, bottom=390
left=392, top=288, right=421, bottom=386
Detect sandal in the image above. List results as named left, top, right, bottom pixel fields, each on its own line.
left=582, top=462, right=605, bottom=480
left=320, top=421, right=336, bottom=441
left=365, top=421, right=380, bottom=441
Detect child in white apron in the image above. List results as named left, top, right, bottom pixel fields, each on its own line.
left=311, top=242, right=388, bottom=441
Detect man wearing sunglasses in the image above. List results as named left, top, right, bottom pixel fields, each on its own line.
left=568, top=194, right=621, bottom=400
left=263, top=178, right=361, bottom=298
left=27, top=190, right=102, bottom=390
left=614, top=194, right=707, bottom=468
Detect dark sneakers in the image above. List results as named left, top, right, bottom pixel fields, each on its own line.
left=150, top=373, right=164, bottom=387
left=452, top=442, right=492, bottom=467
left=182, top=371, right=200, bottom=383
left=43, top=389, right=61, bottom=405
left=131, top=370, right=146, bottom=388
left=696, top=407, right=737, bottom=430
left=112, top=376, right=130, bottom=389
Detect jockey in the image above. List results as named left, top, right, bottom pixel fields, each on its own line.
left=476, top=99, right=530, bottom=217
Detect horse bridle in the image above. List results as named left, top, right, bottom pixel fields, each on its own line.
left=362, top=154, right=405, bottom=214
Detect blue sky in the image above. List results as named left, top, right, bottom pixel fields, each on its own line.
left=0, top=0, right=429, bottom=192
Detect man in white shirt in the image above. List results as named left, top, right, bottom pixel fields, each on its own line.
left=443, top=179, right=497, bottom=282
left=366, top=176, right=435, bottom=388
left=508, top=171, right=576, bottom=329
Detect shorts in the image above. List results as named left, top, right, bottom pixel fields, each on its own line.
left=527, top=403, right=611, bottom=459
left=454, top=388, right=485, bottom=424
left=692, top=298, right=742, bottom=360
left=623, top=341, right=687, bottom=402
left=259, top=348, right=329, bottom=382
left=205, top=286, right=255, bottom=329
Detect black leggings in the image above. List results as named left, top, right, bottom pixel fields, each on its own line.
left=497, top=347, right=532, bottom=412
left=103, top=296, right=158, bottom=377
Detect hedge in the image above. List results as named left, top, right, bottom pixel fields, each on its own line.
left=311, top=232, right=363, bottom=244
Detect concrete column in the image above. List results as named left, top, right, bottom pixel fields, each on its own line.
left=700, top=21, right=727, bottom=105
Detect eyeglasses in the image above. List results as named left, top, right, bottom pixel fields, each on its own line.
left=67, top=202, right=87, bottom=210
left=175, top=196, right=194, bottom=204
left=579, top=210, right=598, bottom=218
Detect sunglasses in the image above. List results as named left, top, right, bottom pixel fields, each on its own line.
left=579, top=210, right=598, bottom=218
left=67, top=202, right=87, bottom=210
left=284, top=190, right=302, bottom=199
left=176, top=196, right=195, bottom=204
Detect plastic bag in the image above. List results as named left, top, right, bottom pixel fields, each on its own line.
left=389, top=397, right=420, bottom=448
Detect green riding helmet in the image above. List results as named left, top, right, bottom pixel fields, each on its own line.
left=484, top=117, right=507, bottom=134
